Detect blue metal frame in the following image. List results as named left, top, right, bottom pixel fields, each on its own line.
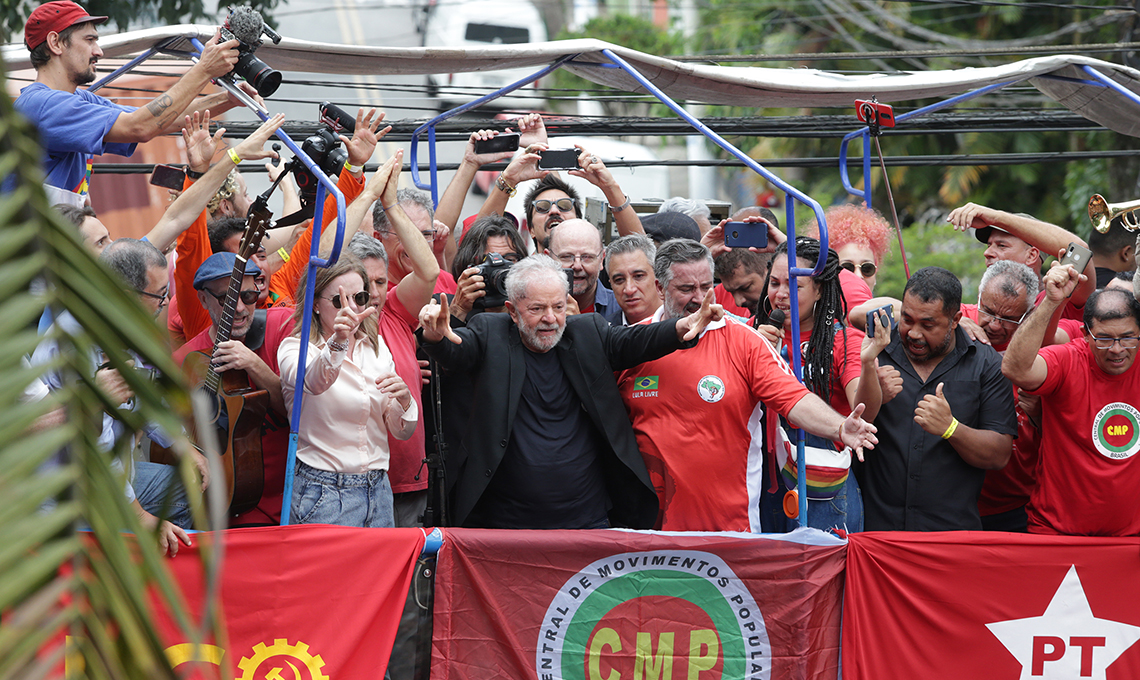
left=839, top=80, right=1018, bottom=207
left=409, top=54, right=579, bottom=204
left=85, top=37, right=348, bottom=527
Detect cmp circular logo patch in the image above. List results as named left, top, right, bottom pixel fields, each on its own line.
left=1092, top=402, right=1140, bottom=460
left=536, top=550, right=770, bottom=680
left=697, top=375, right=726, bottom=403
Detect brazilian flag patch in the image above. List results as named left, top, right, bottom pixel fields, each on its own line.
left=633, top=376, right=659, bottom=391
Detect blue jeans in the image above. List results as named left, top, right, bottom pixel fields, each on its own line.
left=134, top=461, right=192, bottom=529
left=291, top=460, right=395, bottom=528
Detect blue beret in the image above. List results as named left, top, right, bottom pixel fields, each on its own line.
left=193, top=252, right=263, bottom=290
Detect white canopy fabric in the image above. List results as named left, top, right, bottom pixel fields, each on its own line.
left=6, top=25, right=1140, bottom=135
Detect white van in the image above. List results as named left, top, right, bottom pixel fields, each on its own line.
left=417, top=0, right=548, bottom=111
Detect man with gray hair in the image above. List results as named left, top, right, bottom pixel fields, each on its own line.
left=617, top=239, right=879, bottom=533
left=33, top=238, right=197, bottom=555
left=658, top=196, right=712, bottom=234
left=418, top=254, right=723, bottom=529
left=605, top=234, right=660, bottom=325
left=371, top=187, right=457, bottom=295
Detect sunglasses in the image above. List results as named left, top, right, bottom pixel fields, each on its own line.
left=321, top=291, right=371, bottom=309
left=533, top=198, right=576, bottom=214
left=840, top=261, right=877, bottom=278
left=206, top=288, right=259, bottom=305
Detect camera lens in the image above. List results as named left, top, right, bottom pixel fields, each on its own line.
left=235, top=52, right=282, bottom=98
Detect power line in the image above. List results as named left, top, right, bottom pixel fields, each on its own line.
left=883, top=0, right=1133, bottom=10
left=91, top=147, right=1140, bottom=176
left=677, top=41, right=1140, bottom=62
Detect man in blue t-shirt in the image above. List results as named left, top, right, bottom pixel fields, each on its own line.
left=15, top=1, right=249, bottom=206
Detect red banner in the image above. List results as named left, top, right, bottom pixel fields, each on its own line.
left=844, top=532, right=1140, bottom=680
left=152, top=525, right=424, bottom=679
left=432, top=528, right=847, bottom=680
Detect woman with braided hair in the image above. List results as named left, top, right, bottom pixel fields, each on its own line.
left=755, top=236, right=891, bottom=533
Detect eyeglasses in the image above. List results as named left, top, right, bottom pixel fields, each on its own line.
left=321, top=291, right=371, bottom=309
left=1091, top=335, right=1140, bottom=350
left=206, top=288, right=260, bottom=306
left=978, top=307, right=1029, bottom=328
left=376, top=229, right=437, bottom=241
left=533, top=198, right=576, bottom=214
left=556, top=252, right=600, bottom=266
left=840, top=261, right=877, bottom=278
left=135, top=287, right=169, bottom=303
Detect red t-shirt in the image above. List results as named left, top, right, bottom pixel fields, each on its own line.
left=380, top=285, right=427, bottom=494
left=839, top=269, right=872, bottom=314
left=794, top=324, right=863, bottom=417
left=1027, top=340, right=1140, bottom=536
left=617, top=314, right=811, bottom=532
left=173, top=306, right=296, bottom=526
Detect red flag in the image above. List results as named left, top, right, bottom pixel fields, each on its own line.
left=432, top=528, right=846, bottom=680
left=844, top=532, right=1140, bottom=680
left=152, top=525, right=424, bottom=679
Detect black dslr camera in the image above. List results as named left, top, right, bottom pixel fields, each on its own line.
left=219, top=5, right=283, bottom=97
left=293, top=102, right=355, bottom=201
left=473, top=253, right=513, bottom=309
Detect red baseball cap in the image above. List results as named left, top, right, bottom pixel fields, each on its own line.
left=24, top=1, right=108, bottom=51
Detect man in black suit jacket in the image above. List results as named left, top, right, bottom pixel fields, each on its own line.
left=419, top=254, right=722, bottom=529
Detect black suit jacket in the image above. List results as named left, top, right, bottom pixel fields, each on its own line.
left=421, top=312, right=691, bottom=528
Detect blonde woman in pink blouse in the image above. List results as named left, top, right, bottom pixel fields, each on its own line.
left=278, top=254, right=416, bottom=527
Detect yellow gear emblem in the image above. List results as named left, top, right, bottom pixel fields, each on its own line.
left=237, top=639, right=328, bottom=680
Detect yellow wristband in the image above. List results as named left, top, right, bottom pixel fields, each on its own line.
left=344, top=160, right=363, bottom=174
left=941, top=417, right=959, bottom=440
left=228, top=148, right=242, bottom=165
left=277, top=247, right=290, bottom=263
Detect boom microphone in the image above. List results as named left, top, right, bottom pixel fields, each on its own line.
left=225, top=6, right=265, bottom=46
left=320, top=102, right=356, bottom=134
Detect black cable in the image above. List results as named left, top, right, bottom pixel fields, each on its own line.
left=91, top=148, right=1140, bottom=176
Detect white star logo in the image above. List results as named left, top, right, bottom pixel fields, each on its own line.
left=986, top=565, right=1140, bottom=679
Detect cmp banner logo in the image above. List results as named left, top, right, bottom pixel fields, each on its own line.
left=536, top=550, right=770, bottom=680
left=1092, top=402, right=1140, bottom=460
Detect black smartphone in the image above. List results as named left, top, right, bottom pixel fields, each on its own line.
left=723, top=221, right=768, bottom=249
left=149, top=164, right=186, bottom=191
left=866, top=304, right=896, bottom=334
left=538, top=148, right=582, bottom=171
left=473, top=132, right=520, bottom=155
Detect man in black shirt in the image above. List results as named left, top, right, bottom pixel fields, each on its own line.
left=419, top=254, right=722, bottom=529
left=858, top=266, right=1017, bottom=531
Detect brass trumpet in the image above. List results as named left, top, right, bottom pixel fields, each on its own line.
left=1088, top=194, right=1140, bottom=233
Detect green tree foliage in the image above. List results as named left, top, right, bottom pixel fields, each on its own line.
left=552, top=13, right=685, bottom=117
left=0, top=53, right=221, bottom=680
left=1, top=0, right=280, bottom=45
left=692, top=0, right=1139, bottom=233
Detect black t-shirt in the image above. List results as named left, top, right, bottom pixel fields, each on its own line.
left=465, top=347, right=610, bottom=529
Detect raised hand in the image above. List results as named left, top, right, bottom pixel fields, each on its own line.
left=233, top=113, right=286, bottom=162
left=516, top=112, right=548, bottom=148
left=465, top=129, right=516, bottom=167
left=677, top=288, right=724, bottom=341
left=331, top=285, right=377, bottom=344
left=182, top=110, right=226, bottom=174
left=418, top=295, right=463, bottom=345
left=196, top=30, right=240, bottom=80
left=339, top=107, right=392, bottom=169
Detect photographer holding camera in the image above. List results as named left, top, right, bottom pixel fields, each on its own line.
left=16, top=1, right=265, bottom=207
left=449, top=216, right=529, bottom=322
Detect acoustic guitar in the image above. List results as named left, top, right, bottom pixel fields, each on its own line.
left=156, top=203, right=273, bottom=518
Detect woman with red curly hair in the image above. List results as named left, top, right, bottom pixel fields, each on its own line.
left=807, top=204, right=894, bottom=293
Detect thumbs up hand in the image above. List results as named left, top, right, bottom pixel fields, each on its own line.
left=914, top=381, right=955, bottom=438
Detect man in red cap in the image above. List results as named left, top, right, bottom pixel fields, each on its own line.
left=15, top=1, right=250, bottom=206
